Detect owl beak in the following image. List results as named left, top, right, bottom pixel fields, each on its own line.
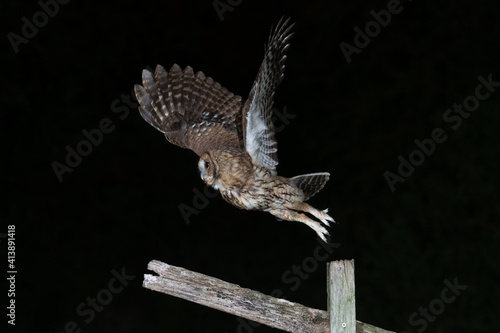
left=201, top=173, right=215, bottom=186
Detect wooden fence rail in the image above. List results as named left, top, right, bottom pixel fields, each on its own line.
left=143, top=259, right=394, bottom=333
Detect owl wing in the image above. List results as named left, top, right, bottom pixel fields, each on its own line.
left=134, top=64, right=243, bottom=156
left=242, top=17, right=294, bottom=175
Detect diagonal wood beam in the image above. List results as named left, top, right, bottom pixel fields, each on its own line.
left=143, top=260, right=395, bottom=333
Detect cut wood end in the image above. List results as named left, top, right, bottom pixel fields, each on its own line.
left=143, top=274, right=161, bottom=288
left=147, top=259, right=171, bottom=275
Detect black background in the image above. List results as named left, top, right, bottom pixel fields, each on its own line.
left=2, top=0, right=499, bottom=332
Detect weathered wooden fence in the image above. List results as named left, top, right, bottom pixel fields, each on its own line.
left=143, top=259, right=394, bottom=333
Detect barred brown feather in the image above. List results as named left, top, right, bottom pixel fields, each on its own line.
left=134, top=64, right=243, bottom=155
left=289, top=172, right=330, bottom=201
left=242, top=17, right=295, bottom=175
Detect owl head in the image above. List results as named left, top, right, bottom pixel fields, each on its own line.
left=198, top=152, right=218, bottom=188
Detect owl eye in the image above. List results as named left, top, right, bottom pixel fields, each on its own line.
left=204, top=161, right=210, bottom=169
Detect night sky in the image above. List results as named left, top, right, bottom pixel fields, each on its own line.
left=3, top=0, right=500, bottom=332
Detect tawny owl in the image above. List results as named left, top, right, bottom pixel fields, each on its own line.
left=134, top=18, right=334, bottom=241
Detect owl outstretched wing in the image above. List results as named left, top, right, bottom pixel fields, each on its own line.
left=134, top=64, right=243, bottom=156
left=242, top=17, right=294, bottom=175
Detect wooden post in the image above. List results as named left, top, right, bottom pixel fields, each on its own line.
left=328, top=260, right=356, bottom=333
left=143, top=259, right=395, bottom=333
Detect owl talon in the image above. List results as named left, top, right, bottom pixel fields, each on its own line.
left=269, top=208, right=331, bottom=242
left=290, top=202, right=335, bottom=227
left=318, top=209, right=335, bottom=225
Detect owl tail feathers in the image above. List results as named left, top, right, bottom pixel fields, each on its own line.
left=289, top=172, right=330, bottom=201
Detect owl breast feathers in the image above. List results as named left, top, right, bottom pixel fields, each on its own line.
left=134, top=18, right=335, bottom=241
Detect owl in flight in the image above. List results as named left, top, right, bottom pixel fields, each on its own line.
left=134, top=18, right=334, bottom=241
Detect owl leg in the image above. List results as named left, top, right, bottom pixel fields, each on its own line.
left=288, top=201, right=335, bottom=227
left=269, top=209, right=330, bottom=242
